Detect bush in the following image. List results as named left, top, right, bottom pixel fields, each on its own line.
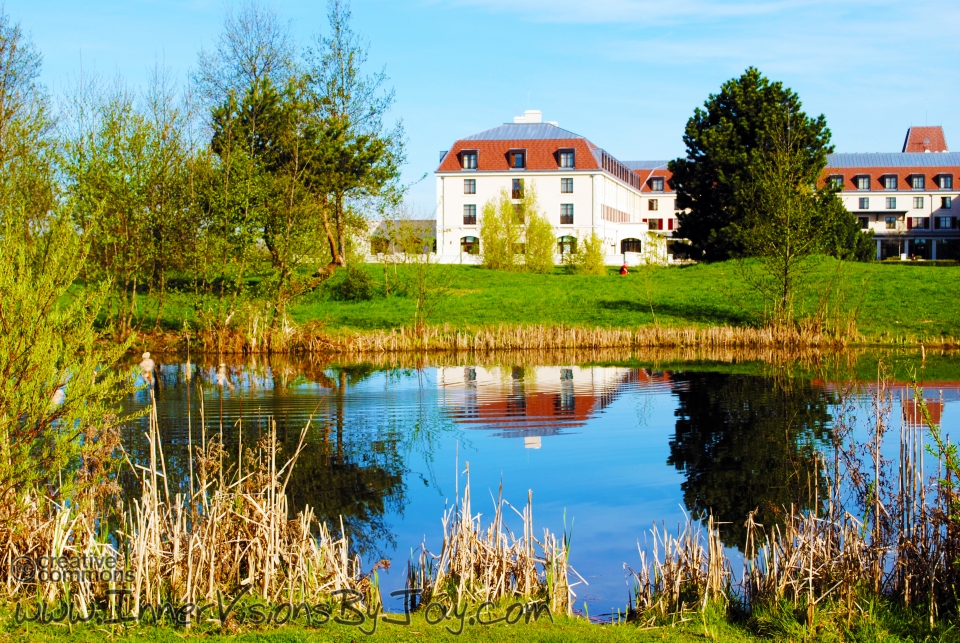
left=571, top=232, right=607, bottom=275
left=330, top=266, right=376, bottom=301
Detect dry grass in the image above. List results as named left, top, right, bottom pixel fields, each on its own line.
left=408, top=463, right=578, bottom=616
left=1, top=394, right=374, bottom=618
left=625, top=371, right=960, bottom=629
left=144, top=322, right=874, bottom=356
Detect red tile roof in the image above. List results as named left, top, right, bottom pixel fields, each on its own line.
left=437, top=139, right=601, bottom=173
left=903, top=126, right=948, bottom=153
left=820, top=166, right=958, bottom=190
left=634, top=168, right=676, bottom=193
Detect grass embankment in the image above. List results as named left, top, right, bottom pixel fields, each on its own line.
left=126, top=257, right=960, bottom=351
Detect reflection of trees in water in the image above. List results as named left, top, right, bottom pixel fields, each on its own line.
left=668, top=373, right=833, bottom=549
left=120, top=360, right=458, bottom=560
left=284, top=424, right=404, bottom=557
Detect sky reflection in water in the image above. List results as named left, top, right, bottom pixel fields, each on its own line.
left=123, top=357, right=960, bottom=615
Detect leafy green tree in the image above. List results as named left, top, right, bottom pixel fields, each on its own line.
left=670, top=68, right=853, bottom=262
left=522, top=196, right=555, bottom=274
left=306, top=0, right=404, bottom=271
left=0, top=9, right=58, bottom=234
left=479, top=189, right=522, bottom=271
left=571, top=231, right=607, bottom=275
left=0, top=218, right=134, bottom=524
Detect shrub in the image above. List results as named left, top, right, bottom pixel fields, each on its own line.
left=524, top=208, right=555, bottom=274
left=330, top=266, right=376, bottom=301
left=571, top=232, right=607, bottom=275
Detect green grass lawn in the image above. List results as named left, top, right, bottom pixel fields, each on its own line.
left=131, top=257, right=960, bottom=344
left=284, top=258, right=960, bottom=342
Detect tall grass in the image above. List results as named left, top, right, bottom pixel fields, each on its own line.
left=625, top=372, right=960, bottom=633
left=2, top=393, right=374, bottom=616
left=407, top=464, right=578, bottom=616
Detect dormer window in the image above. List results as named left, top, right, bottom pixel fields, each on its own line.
left=650, top=177, right=664, bottom=192
left=882, top=176, right=897, bottom=190
left=828, top=175, right=844, bottom=190
left=558, top=149, right=575, bottom=168
left=461, top=150, right=478, bottom=170
left=910, top=175, right=925, bottom=190
left=509, top=150, right=526, bottom=169
left=856, top=176, right=870, bottom=190
left=939, top=174, right=953, bottom=190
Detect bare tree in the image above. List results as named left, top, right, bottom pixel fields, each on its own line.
left=194, top=1, right=294, bottom=108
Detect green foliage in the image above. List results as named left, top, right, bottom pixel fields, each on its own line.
left=570, top=232, right=607, bottom=276
left=329, top=266, right=376, bottom=301
left=522, top=193, right=556, bottom=275
left=0, top=219, right=134, bottom=519
left=479, top=189, right=523, bottom=271
left=670, top=68, right=839, bottom=261
left=480, top=185, right=555, bottom=274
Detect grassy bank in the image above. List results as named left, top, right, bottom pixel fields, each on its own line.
left=125, top=257, right=960, bottom=352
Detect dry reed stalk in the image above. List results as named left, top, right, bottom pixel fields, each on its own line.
left=410, top=464, right=579, bottom=615
left=628, top=514, right=731, bottom=618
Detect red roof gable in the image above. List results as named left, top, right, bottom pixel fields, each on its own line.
left=437, top=138, right=601, bottom=173
left=820, top=166, right=959, bottom=190
left=903, top=126, right=948, bottom=153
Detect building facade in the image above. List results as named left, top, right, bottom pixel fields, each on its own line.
left=434, top=115, right=960, bottom=264
left=824, top=127, right=960, bottom=260
left=434, top=111, right=681, bottom=265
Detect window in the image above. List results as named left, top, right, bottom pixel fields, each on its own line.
left=558, top=236, right=576, bottom=255
left=858, top=216, right=869, bottom=229
left=461, top=151, right=477, bottom=170
left=560, top=204, right=574, bottom=225
left=648, top=218, right=663, bottom=230
left=561, top=178, right=573, bottom=193
left=859, top=197, right=870, bottom=209
left=856, top=176, right=870, bottom=190
left=936, top=216, right=955, bottom=229
left=940, top=175, right=954, bottom=190
left=943, top=196, right=953, bottom=209
left=914, top=197, right=924, bottom=209
left=674, top=200, right=682, bottom=211
left=509, top=150, right=525, bottom=169
left=513, top=203, right=524, bottom=223
left=650, top=177, right=664, bottom=192
left=886, top=197, right=897, bottom=209
left=909, top=217, right=929, bottom=230
left=460, top=236, right=479, bottom=254
left=883, top=176, right=897, bottom=190
left=558, top=150, right=575, bottom=168
left=621, top=238, right=642, bottom=253
left=911, top=175, right=925, bottom=190
left=829, top=175, right=844, bottom=189
left=463, top=204, right=476, bottom=225
left=648, top=199, right=659, bottom=211
left=885, top=216, right=897, bottom=230
left=464, top=179, right=476, bottom=194
left=512, top=178, right=524, bottom=199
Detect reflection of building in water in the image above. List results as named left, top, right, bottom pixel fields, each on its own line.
left=438, top=366, right=671, bottom=444
left=902, top=398, right=944, bottom=428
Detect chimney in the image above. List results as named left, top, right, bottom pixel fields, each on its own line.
left=514, top=109, right=542, bottom=124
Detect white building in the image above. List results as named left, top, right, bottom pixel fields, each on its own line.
left=434, top=110, right=683, bottom=265
left=824, top=127, right=960, bottom=260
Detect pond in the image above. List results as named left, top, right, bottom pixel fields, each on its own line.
left=122, top=349, right=960, bottom=618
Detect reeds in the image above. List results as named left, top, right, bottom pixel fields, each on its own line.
left=408, top=464, right=579, bottom=616
left=628, top=514, right=731, bottom=619
left=148, top=322, right=891, bottom=356
left=1, top=395, right=374, bottom=617
left=626, top=375, right=960, bottom=627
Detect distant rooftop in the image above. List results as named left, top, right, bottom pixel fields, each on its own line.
left=460, top=122, right=587, bottom=142
left=903, top=126, right=948, bottom=153
left=623, top=160, right=670, bottom=170
left=826, top=152, right=960, bottom=168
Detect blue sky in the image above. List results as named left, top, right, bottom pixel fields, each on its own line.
left=8, top=0, right=960, bottom=212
